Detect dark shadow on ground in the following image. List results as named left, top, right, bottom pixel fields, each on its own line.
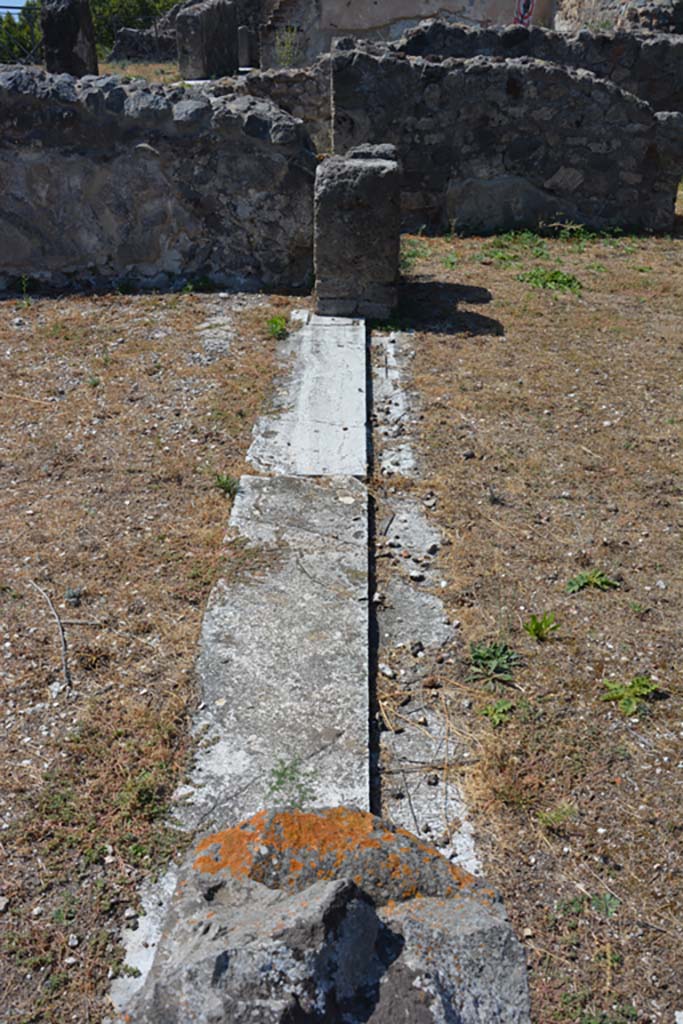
left=397, top=278, right=505, bottom=337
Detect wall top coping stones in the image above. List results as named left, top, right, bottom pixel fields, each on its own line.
left=0, top=66, right=313, bottom=150
left=393, top=17, right=683, bottom=54
left=332, top=40, right=658, bottom=115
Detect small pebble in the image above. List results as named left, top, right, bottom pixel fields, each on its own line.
left=379, top=663, right=395, bottom=679
left=0, top=896, right=8, bottom=913
left=68, top=934, right=79, bottom=948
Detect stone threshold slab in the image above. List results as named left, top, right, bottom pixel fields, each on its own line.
left=247, top=310, right=367, bottom=478
left=175, top=473, right=370, bottom=834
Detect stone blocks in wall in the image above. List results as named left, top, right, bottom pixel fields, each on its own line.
left=0, top=69, right=316, bottom=292
left=332, top=45, right=683, bottom=235
left=177, top=0, right=238, bottom=79
left=40, top=0, right=98, bottom=78
left=393, top=20, right=683, bottom=115
left=314, top=145, right=400, bottom=320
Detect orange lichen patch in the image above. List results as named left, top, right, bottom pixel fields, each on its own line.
left=191, top=807, right=476, bottom=899
left=193, top=809, right=268, bottom=877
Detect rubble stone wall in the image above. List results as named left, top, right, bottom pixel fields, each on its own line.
left=331, top=44, right=683, bottom=234
left=206, top=56, right=332, bottom=150
left=0, top=67, right=316, bottom=292
left=393, top=20, right=683, bottom=112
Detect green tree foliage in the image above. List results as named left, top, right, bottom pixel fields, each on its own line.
left=89, top=0, right=177, bottom=49
left=0, top=5, right=42, bottom=64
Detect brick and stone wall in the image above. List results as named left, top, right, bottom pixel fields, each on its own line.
left=331, top=43, right=683, bottom=234
left=393, top=20, right=683, bottom=113
left=0, top=67, right=315, bottom=292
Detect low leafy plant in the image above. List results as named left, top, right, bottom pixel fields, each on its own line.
left=523, top=612, right=559, bottom=642
left=267, top=757, right=317, bottom=809
left=214, top=472, right=240, bottom=498
left=481, top=698, right=515, bottom=727
left=467, top=641, right=522, bottom=688
left=517, top=267, right=582, bottom=294
left=400, top=238, right=429, bottom=273
left=590, top=892, right=621, bottom=919
left=477, top=230, right=549, bottom=265
left=538, top=802, right=577, bottom=833
left=601, top=674, right=659, bottom=715
left=567, top=569, right=619, bottom=594
left=442, top=251, right=458, bottom=270
left=267, top=315, right=288, bottom=341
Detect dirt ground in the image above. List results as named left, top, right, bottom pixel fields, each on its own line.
left=1, top=212, right=682, bottom=1024
left=390, top=220, right=682, bottom=1023
left=0, top=287, right=299, bottom=1023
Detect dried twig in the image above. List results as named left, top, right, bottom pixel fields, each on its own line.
left=28, top=580, right=72, bottom=690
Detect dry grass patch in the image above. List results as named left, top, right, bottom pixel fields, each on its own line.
left=0, top=288, right=301, bottom=1023
left=398, top=223, right=682, bottom=1024
left=99, top=60, right=179, bottom=84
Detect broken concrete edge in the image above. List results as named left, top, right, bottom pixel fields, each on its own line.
left=117, top=809, right=531, bottom=1024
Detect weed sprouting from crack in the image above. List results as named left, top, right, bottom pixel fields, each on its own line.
left=266, top=758, right=318, bottom=810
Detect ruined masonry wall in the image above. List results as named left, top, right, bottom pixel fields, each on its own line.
left=332, top=46, right=683, bottom=234
left=394, top=20, right=683, bottom=113
left=207, top=56, right=332, bottom=152
left=0, top=67, right=315, bottom=292
left=259, top=0, right=555, bottom=68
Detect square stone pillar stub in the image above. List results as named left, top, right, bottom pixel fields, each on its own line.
left=177, top=0, right=238, bottom=80
left=314, top=145, right=401, bottom=321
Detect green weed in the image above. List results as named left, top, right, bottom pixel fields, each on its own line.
left=214, top=472, right=240, bottom=498
left=538, top=802, right=577, bottom=833
left=590, top=892, right=621, bottom=919
left=566, top=570, right=619, bottom=594
left=266, top=758, right=317, bottom=809
left=274, top=25, right=303, bottom=67
left=601, top=675, right=659, bottom=715
left=517, top=267, right=582, bottom=294
left=481, top=698, right=515, bottom=727
left=400, top=238, right=429, bottom=273
left=116, top=765, right=169, bottom=822
left=477, top=230, right=549, bottom=265
left=267, top=315, right=288, bottom=341
left=442, top=251, right=458, bottom=270
left=467, top=641, right=522, bottom=688
left=523, top=612, right=559, bottom=642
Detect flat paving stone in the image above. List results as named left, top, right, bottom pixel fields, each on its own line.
left=176, top=474, right=370, bottom=833
left=248, top=311, right=367, bottom=478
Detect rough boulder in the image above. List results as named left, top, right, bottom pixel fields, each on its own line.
left=128, top=807, right=531, bottom=1024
